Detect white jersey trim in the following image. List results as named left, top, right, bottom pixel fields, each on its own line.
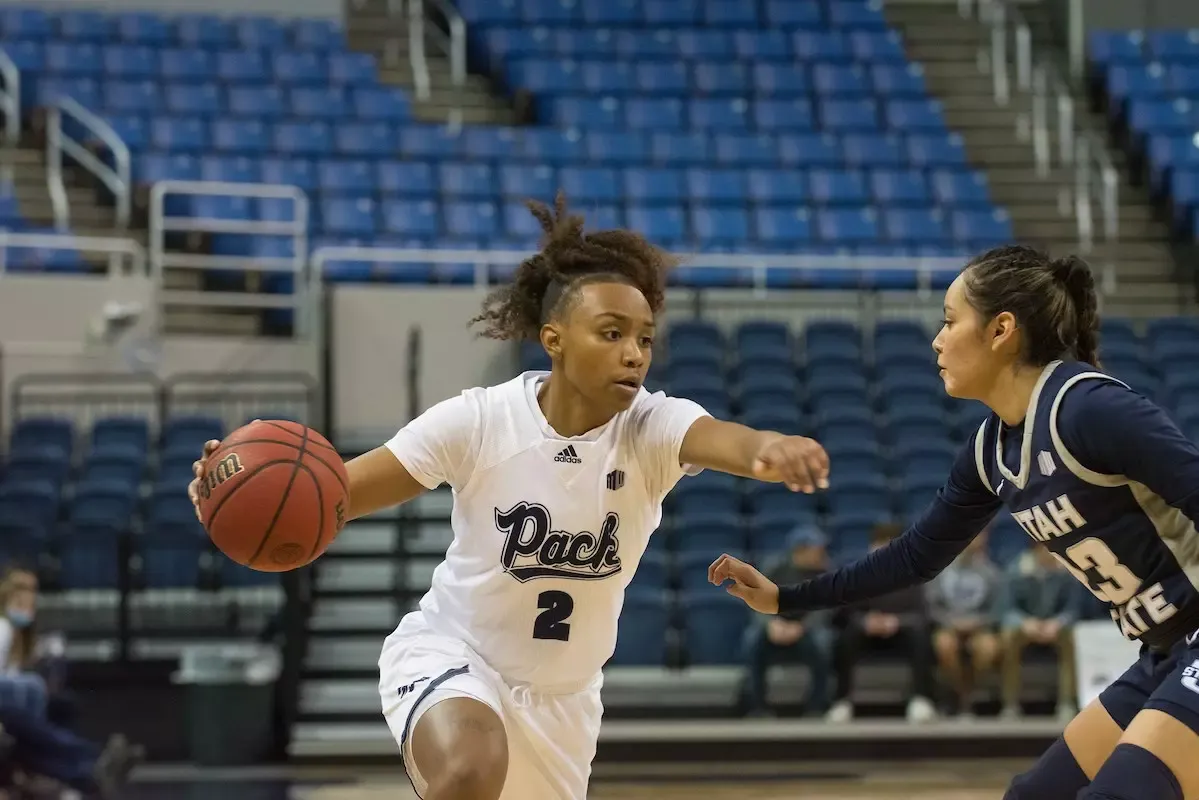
left=995, top=360, right=1061, bottom=490
left=1047, top=371, right=1131, bottom=488
left=973, top=418, right=996, bottom=495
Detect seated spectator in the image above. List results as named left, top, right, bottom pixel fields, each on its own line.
left=828, top=524, right=937, bottom=724
left=0, top=567, right=48, bottom=720
left=0, top=705, right=141, bottom=799
left=739, top=526, right=834, bottom=717
left=998, top=546, right=1082, bottom=720
left=926, top=529, right=1001, bottom=717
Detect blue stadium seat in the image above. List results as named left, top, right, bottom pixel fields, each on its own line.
left=610, top=590, right=669, bottom=666
left=682, top=592, right=750, bottom=665
left=140, top=533, right=207, bottom=589
left=70, top=480, right=137, bottom=533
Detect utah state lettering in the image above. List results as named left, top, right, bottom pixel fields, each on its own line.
left=496, top=501, right=621, bottom=583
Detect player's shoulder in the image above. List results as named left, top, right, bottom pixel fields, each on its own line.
left=1052, top=360, right=1144, bottom=416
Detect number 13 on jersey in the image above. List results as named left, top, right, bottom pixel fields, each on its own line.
left=1052, top=537, right=1178, bottom=638
left=533, top=590, right=574, bottom=641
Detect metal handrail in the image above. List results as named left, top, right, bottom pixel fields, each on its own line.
left=148, top=180, right=311, bottom=333
left=388, top=0, right=466, bottom=102
left=0, top=230, right=145, bottom=276
left=0, top=48, right=20, bottom=146
left=46, top=97, right=131, bottom=230
left=965, top=0, right=1119, bottom=260
left=402, top=0, right=431, bottom=101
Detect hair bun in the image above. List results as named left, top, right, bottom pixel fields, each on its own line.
left=1050, top=255, right=1088, bottom=284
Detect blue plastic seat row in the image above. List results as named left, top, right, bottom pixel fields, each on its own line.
left=24, top=47, right=372, bottom=86
left=1090, top=29, right=1199, bottom=68
left=248, top=197, right=1011, bottom=244
left=546, top=96, right=947, bottom=133
left=1, top=8, right=346, bottom=50
left=122, top=128, right=971, bottom=168
left=483, top=27, right=908, bottom=62
left=507, top=60, right=928, bottom=98
left=37, top=78, right=405, bottom=118
left=460, top=0, right=890, bottom=30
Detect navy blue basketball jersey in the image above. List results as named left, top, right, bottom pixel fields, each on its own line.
left=975, top=360, right=1199, bottom=649
left=778, top=358, right=1199, bottom=653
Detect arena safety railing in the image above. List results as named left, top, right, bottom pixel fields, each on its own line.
left=0, top=230, right=145, bottom=276
left=0, top=48, right=21, bottom=147
left=962, top=0, right=1119, bottom=263
left=148, top=180, right=311, bottom=330
left=391, top=0, right=467, bottom=103
left=307, top=246, right=1112, bottom=298
left=46, top=96, right=132, bottom=231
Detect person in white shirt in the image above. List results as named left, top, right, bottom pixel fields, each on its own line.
left=189, top=194, right=830, bottom=800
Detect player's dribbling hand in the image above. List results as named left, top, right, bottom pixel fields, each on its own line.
left=708, top=553, right=780, bottom=614
left=751, top=435, right=830, bottom=494
left=187, top=439, right=222, bottom=521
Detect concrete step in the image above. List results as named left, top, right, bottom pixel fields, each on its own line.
left=412, top=103, right=519, bottom=124
left=163, top=308, right=261, bottom=336
left=1003, top=203, right=1158, bottom=225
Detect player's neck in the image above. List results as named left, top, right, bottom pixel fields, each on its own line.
left=537, top=376, right=614, bottom=438
left=984, top=364, right=1044, bottom=427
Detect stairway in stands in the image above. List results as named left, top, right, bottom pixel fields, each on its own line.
left=885, top=3, right=1187, bottom=317
left=5, top=133, right=253, bottom=335
left=288, top=490, right=452, bottom=756
left=346, top=0, right=518, bottom=124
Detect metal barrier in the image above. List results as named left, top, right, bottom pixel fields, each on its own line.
left=391, top=0, right=467, bottom=103
left=963, top=0, right=1119, bottom=268
left=309, top=247, right=1123, bottom=299
left=46, top=97, right=131, bottom=230
left=0, top=230, right=146, bottom=276
left=148, top=180, right=311, bottom=330
left=164, top=371, right=317, bottom=435
left=0, top=47, right=20, bottom=146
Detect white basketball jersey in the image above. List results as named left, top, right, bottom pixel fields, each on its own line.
left=383, top=371, right=709, bottom=690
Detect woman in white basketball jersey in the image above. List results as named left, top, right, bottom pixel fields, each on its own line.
left=190, top=194, right=830, bottom=800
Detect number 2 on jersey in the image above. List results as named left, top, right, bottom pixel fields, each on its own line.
left=533, top=590, right=574, bottom=641
left=1052, top=537, right=1141, bottom=605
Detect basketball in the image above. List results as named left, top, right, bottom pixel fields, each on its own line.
left=197, top=420, right=348, bottom=572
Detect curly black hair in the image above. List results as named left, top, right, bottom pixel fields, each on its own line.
left=470, top=192, right=675, bottom=341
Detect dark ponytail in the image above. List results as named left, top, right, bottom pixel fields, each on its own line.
left=961, top=245, right=1102, bottom=369
left=1051, top=254, right=1101, bottom=368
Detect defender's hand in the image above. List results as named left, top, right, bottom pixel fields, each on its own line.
left=751, top=435, right=830, bottom=494
left=708, top=553, right=780, bottom=614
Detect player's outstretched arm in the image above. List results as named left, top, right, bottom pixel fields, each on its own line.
left=712, top=436, right=1002, bottom=615
left=679, top=417, right=830, bottom=492
left=187, top=440, right=429, bottom=524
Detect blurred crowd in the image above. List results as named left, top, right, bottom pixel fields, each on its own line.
left=741, top=524, right=1091, bottom=722
left=0, top=564, right=140, bottom=800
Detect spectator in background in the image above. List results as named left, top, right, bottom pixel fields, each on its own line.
left=997, top=546, right=1082, bottom=721
left=0, top=567, right=47, bottom=720
left=739, top=526, right=834, bottom=717
left=926, top=528, right=1001, bottom=718
left=827, top=524, right=938, bottom=724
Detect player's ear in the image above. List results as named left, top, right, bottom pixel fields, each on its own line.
left=540, top=323, right=563, bottom=360
left=989, top=310, right=1018, bottom=353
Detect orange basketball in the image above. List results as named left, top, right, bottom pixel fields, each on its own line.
left=196, top=420, right=348, bottom=572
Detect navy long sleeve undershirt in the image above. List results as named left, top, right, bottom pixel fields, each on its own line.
left=777, top=378, right=1199, bottom=615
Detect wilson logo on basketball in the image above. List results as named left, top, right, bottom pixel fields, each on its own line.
left=198, top=453, right=245, bottom=501
left=495, top=501, right=621, bottom=583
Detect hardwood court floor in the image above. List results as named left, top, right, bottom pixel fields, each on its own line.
left=289, top=760, right=1017, bottom=799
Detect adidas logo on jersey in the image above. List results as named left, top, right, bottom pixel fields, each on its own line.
left=554, top=445, right=582, bottom=464
left=496, top=501, right=622, bottom=583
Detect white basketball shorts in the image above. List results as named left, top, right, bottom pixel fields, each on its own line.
left=378, top=613, right=604, bottom=799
